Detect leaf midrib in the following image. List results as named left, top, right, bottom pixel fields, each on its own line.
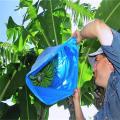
left=105, top=1, right=120, bottom=23
left=0, top=70, right=17, bottom=102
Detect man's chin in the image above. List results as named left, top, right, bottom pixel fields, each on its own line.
left=94, top=78, right=99, bottom=86
left=95, top=80, right=97, bottom=85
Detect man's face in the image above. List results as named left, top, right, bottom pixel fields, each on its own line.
left=93, top=54, right=112, bottom=88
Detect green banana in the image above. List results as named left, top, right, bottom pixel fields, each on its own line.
left=30, top=60, right=56, bottom=87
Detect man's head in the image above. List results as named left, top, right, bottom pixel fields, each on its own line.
left=89, top=48, right=114, bottom=88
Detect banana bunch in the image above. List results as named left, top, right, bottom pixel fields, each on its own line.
left=30, top=60, right=57, bottom=87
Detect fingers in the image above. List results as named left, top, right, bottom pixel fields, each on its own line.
left=72, top=30, right=78, bottom=37
left=74, top=89, right=79, bottom=94
left=73, top=88, right=80, bottom=96
left=74, top=88, right=80, bottom=93
left=72, top=30, right=82, bottom=43
left=73, top=88, right=81, bottom=103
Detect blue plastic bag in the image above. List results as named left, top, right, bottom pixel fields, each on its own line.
left=26, top=37, right=79, bottom=105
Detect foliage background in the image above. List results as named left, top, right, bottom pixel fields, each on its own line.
left=0, top=0, right=120, bottom=119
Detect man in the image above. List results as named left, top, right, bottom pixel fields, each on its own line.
left=72, top=19, right=120, bottom=120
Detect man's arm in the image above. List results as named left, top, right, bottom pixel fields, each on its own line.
left=73, top=89, right=85, bottom=120
left=75, top=19, right=113, bottom=46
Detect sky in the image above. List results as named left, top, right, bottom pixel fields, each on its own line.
left=0, top=0, right=25, bottom=42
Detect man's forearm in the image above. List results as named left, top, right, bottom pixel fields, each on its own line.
left=74, top=101, right=85, bottom=120
left=79, top=19, right=113, bottom=46
left=80, top=20, right=99, bottom=40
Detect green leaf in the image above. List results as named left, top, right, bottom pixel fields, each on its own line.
left=7, top=28, right=14, bottom=40
left=0, top=71, right=16, bottom=101
left=40, top=0, right=62, bottom=10
left=0, top=74, right=9, bottom=92
left=27, top=5, right=37, bottom=20
left=19, top=0, right=33, bottom=8
left=38, top=49, right=44, bottom=54
left=66, top=1, right=93, bottom=19
left=35, top=0, right=69, bottom=47
left=81, top=80, right=95, bottom=106
left=78, top=61, right=93, bottom=87
left=95, top=0, right=120, bottom=30
left=0, top=64, right=28, bottom=101
left=3, top=68, right=28, bottom=100
left=6, top=17, right=20, bottom=41
left=7, top=16, right=18, bottom=29
left=18, top=35, right=24, bottom=52
left=18, top=87, right=37, bottom=120
left=14, top=28, right=28, bottom=52
left=61, top=19, right=71, bottom=43
left=27, top=19, right=41, bottom=34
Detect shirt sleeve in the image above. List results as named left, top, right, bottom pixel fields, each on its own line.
left=101, top=29, right=120, bottom=74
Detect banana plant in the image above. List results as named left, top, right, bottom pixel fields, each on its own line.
left=1, top=0, right=71, bottom=119
left=1, top=0, right=120, bottom=120
left=96, top=0, right=120, bottom=30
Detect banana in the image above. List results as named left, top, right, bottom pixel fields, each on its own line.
left=30, top=60, right=57, bottom=87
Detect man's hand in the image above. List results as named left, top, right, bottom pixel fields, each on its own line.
left=73, top=88, right=80, bottom=104
left=72, top=30, right=84, bottom=44
left=73, top=88, right=85, bottom=120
